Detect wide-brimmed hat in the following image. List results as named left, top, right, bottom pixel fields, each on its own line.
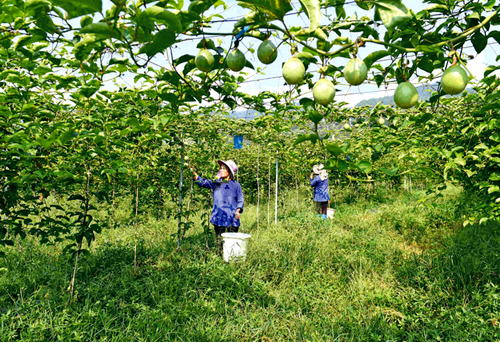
left=312, top=164, right=324, bottom=174
left=217, top=160, right=238, bottom=179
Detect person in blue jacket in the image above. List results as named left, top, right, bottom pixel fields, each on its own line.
left=310, top=164, right=330, bottom=220
left=191, top=159, right=244, bottom=251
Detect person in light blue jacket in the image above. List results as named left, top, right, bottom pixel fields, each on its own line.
left=191, top=160, right=244, bottom=251
left=310, top=164, right=330, bottom=220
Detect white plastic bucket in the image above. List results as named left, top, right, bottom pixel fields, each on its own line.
left=327, top=208, right=335, bottom=219
left=221, top=232, right=251, bottom=262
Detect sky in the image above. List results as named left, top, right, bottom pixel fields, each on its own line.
left=99, top=0, right=499, bottom=110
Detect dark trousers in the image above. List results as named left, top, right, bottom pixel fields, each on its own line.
left=213, top=225, right=239, bottom=236
left=213, top=225, right=239, bottom=253
left=315, top=201, right=328, bottom=215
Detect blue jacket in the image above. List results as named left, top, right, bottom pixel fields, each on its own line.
left=310, top=176, right=330, bottom=202
left=195, top=176, right=244, bottom=227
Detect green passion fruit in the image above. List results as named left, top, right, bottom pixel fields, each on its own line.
left=378, top=117, right=385, bottom=125
left=394, top=82, right=418, bottom=109
left=282, top=57, right=305, bottom=85
left=313, top=78, right=336, bottom=106
left=257, top=40, right=278, bottom=65
left=343, top=123, right=350, bottom=130
left=195, top=49, right=214, bottom=72
left=344, top=57, right=367, bottom=86
left=226, top=49, right=246, bottom=72
left=441, top=65, right=469, bottom=95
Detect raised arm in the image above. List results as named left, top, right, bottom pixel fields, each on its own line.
left=310, top=175, right=319, bottom=187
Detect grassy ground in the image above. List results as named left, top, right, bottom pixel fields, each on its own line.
left=1, top=185, right=499, bottom=341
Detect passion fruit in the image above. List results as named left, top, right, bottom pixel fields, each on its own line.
left=313, top=78, right=336, bottom=106
left=343, top=123, right=350, bottom=130
left=441, top=65, right=469, bottom=95
left=394, top=82, right=418, bottom=109
left=195, top=49, right=214, bottom=72
left=282, top=57, right=305, bottom=84
left=344, top=57, right=367, bottom=86
left=226, top=49, right=246, bottom=72
left=257, top=40, right=278, bottom=65
left=378, top=117, right=385, bottom=125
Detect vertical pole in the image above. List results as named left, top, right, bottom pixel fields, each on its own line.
left=257, top=146, right=260, bottom=234
left=275, top=151, right=278, bottom=225
left=236, top=148, right=240, bottom=182
left=268, top=156, right=271, bottom=226
left=177, top=143, right=184, bottom=248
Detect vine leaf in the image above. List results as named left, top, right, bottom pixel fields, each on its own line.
left=357, top=160, right=372, bottom=174
left=137, top=6, right=182, bottom=32
left=298, top=0, right=321, bottom=32
left=471, top=31, right=487, bottom=54
left=139, top=29, right=176, bottom=57
left=238, top=0, right=293, bottom=21
left=48, top=0, right=102, bottom=19
left=374, top=0, right=410, bottom=30
left=363, top=50, right=391, bottom=69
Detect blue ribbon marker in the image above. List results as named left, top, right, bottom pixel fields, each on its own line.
left=232, top=25, right=250, bottom=43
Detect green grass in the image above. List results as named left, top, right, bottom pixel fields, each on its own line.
left=1, top=186, right=499, bottom=341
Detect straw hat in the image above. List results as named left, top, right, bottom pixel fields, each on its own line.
left=312, top=164, right=324, bottom=174
left=218, top=160, right=238, bottom=179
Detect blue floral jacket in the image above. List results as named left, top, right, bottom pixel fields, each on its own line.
left=195, top=176, right=244, bottom=227
left=310, top=176, right=330, bottom=202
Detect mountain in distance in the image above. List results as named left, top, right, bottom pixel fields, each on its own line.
left=355, top=83, right=474, bottom=107
left=228, top=84, right=474, bottom=119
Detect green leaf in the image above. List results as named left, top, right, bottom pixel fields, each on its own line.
left=357, top=160, right=372, bottom=174
left=58, top=127, right=76, bottom=145
left=188, top=0, right=219, bottom=15
left=125, top=117, right=140, bottom=127
left=381, top=167, right=399, bottom=176
left=471, top=31, right=487, bottom=54
left=489, top=173, right=500, bottom=181
left=238, top=0, right=293, bottom=21
left=331, top=0, right=346, bottom=19
left=79, top=22, right=112, bottom=38
left=421, top=4, right=448, bottom=14
left=355, top=0, right=374, bottom=10
left=308, top=111, right=323, bottom=124
left=337, top=159, right=348, bottom=172
left=294, top=134, right=319, bottom=145
left=49, top=0, right=102, bottom=19
left=13, top=33, right=47, bottom=50
left=109, top=57, right=130, bottom=66
left=375, top=0, right=410, bottom=30
left=137, top=6, right=182, bottom=32
left=68, top=194, right=85, bottom=201
left=79, top=83, right=101, bottom=98
left=488, top=185, right=499, bottom=194
left=299, top=98, right=314, bottom=106
left=325, top=143, right=343, bottom=156
left=295, top=52, right=315, bottom=59
left=235, top=10, right=270, bottom=28
left=298, top=0, right=321, bottom=32
left=138, top=29, right=176, bottom=57
left=363, top=50, right=391, bottom=69
left=25, top=0, right=52, bottom=16
left=489, top=31, right=500, bottom=45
